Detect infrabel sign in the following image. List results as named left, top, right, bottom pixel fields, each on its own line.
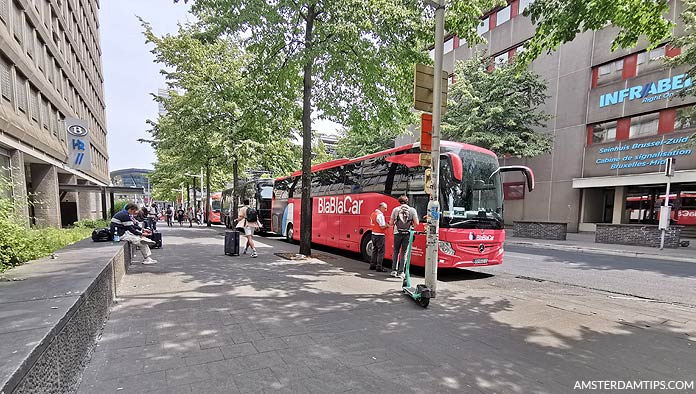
left=65, top=117, right=91, bottom=171
left=599, top=73, right=692, bottom=108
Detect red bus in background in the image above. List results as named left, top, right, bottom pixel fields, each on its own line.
left=271, top=141, right=533, bottom=268
left=626, top=192, right=696, bottom=226
left=209, top=192, right=222, bottom=224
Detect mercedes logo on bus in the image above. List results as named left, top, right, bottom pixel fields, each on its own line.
left=67, top=124, right=88, bottom=137
left=478, top=244, right=485, bottom=253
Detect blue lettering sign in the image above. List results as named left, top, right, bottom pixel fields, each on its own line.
left=599, top=73, right=691, bottom=108
left=72, top=139, right=85, bottom=151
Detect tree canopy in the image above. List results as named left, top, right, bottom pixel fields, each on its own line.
left=442, top=53, right=552, bottom=157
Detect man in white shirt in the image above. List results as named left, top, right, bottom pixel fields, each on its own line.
left=369, top=202, right=389, bottom=272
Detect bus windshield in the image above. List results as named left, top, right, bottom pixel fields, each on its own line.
left=439, top=148, right=503, bottom=229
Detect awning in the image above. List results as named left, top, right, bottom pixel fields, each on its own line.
left=572, top=170, right=696, bottom=189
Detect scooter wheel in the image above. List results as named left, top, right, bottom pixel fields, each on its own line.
left=418, top=297, right=430, bottom=308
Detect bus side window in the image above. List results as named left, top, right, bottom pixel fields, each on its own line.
left=343, top=163, right=363, bottom=195
left=289, top=177, right=301, bottom=199
left=361, top=157, right=389, bottom=194
left=390, top=163, right=409, bottom=198
left=328, top=166, right=345, bottom=195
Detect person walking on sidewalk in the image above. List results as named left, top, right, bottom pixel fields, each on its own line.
left=236, top=199, right=261, bottom=258
left=110, top=203, right=158, bottom=265
left=166, top=205, right=174, bottom=227
left=369, top=202, right=389, bottom=272
left=389, top=195, right=419, bottom=279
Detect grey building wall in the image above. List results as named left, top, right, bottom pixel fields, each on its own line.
left=433, top=0, right=691, bottom=233
left=0, top=0, right=108, bottom=226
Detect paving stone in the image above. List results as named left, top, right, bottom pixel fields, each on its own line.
left=182, top=348, right=224, bottom=366
left=220, top=342, right=258, bottom=359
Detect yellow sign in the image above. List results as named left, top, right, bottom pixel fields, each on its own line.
left=413, top=63, right=448, bottom=114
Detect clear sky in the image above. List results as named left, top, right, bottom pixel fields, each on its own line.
left=100, top=0, right=193, bottom=172
left=100, top=1, right=339, bottom=174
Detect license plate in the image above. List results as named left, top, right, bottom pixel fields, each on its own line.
left=473, top=258, right=488, bottom=265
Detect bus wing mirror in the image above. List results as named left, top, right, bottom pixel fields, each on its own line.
left=437, top=152, right=463, bottom=182
left=494, top=166, right=535, bottom=192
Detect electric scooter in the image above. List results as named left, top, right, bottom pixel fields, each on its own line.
left=401, top=230, right=431, bottom=308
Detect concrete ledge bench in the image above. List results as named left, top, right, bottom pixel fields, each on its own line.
left=513, top=221, right=568, bottom=241
left=595, top=223, right=683, bottom=249
left=0, top=239, right=131, bottom=394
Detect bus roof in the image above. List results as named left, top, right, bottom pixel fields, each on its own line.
left=275, top=141, right=497, bottom=181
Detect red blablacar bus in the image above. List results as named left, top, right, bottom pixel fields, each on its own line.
left=271, top=141, right=533, bottom=268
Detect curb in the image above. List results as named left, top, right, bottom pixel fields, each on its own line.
left=505, top=240, right=696, bottom=264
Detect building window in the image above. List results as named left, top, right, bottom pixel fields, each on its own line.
left=519, top=0, right=534, bottom=12
left=16, top=73, right=27, bottom=113
left=12, top=0, right=22, bottom=44
left=0, top=0, right=9, bottom=25
left=0, top=56, right=12, bottom=102
left=503, top=182, right=526, bottom=200
left=494, top=51, right=509, bottom=68
left=29, top=87, right=39, bottom=122
left=592, top=121, right=617, bottom=144
left=0, top=147, right=10, bottom=198
left=675, top=105, right=696, bottom=131
left=596, top=59, right=623, bottom=85
left=496, top=5, right=511, bottom=26
left=444, top=37, right=454, bottom=54
left=477, top=17, right=489, bottom=35
left=629, top=113, right=659, bottom=139
left=637, top=45, right=666, bottom=75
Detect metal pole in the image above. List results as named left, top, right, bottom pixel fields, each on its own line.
left=424, top=0, right=445, bottom=297
left=200, top=167, right=204, bottom=210
left=659, top=177, right=672, bottom=250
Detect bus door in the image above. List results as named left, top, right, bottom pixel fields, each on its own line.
left=339, top=163, right=361, bottom=252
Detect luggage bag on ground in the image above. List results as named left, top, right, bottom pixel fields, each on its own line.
left=224, top=230, right=240, bottom=256
left=91, top=228, right=113, bottom=242
left=146, top=231, right=163, bottom=248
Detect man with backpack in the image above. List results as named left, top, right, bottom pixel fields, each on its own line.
left=389, top=195, right=420, bottom=279
left=236, top=199, right=260, bottom=257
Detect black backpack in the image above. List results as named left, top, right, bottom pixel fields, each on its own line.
left=246, top=206, right=258, bottom=223
left=91, top=228, right=112, bottom=242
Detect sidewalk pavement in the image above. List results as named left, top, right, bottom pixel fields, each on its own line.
left=506, top=232, right=696, bottom=263
left=78, top=227, right=696, bottom=394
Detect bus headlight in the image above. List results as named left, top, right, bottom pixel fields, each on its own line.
left=439, top=241, right=456, bottom=255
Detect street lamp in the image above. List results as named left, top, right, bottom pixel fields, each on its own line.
left=185, top=169, right=204, bottom=210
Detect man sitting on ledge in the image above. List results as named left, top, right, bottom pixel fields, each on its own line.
left=110, top=203, right=158, bottom=265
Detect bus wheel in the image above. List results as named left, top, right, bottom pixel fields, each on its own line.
left=285, top=224, right=294, bottom=243
left=360, top=233, right=373, bottom=263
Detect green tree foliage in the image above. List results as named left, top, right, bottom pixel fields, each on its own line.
left=442, top=54, right=552, bottom=157
left=667, top=0, right=696, bottom=97
left=184, top=0, right=433, bottom=255
left=335, top=127, right=398, bottom=159
left=142, top=21, right=299, bottom=218
left=515, top=0, right=673, bottom=67
left=0, top=176, right=105, bottom=271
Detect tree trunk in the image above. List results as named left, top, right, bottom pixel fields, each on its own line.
left=299, top=6, right=315, bottom=257
left=186, top=182, right=190, bottom=208
left=232, top=159, right=239, bottom=227
left=206, top=161, right=212, bottom=227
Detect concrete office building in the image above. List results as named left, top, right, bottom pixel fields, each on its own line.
left=0, top=0, right=108, bottom=227
left=433, top=0, right=696, bottom=236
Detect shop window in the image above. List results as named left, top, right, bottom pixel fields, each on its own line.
left=496, top=6, right=511, bottom=26
left=592, top=121, right=617, bottom=144
left=675, top=105, right=696, bottom=131
left=477, top=17, right=489, bottom=35
left=503, top=182, right=525, bottom=200
left=629, top=113, right=659, bottom=139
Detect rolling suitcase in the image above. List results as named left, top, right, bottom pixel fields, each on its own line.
left=147, top=231, right=163, bottom=249
left=224, top=230, right=240, bottom=256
